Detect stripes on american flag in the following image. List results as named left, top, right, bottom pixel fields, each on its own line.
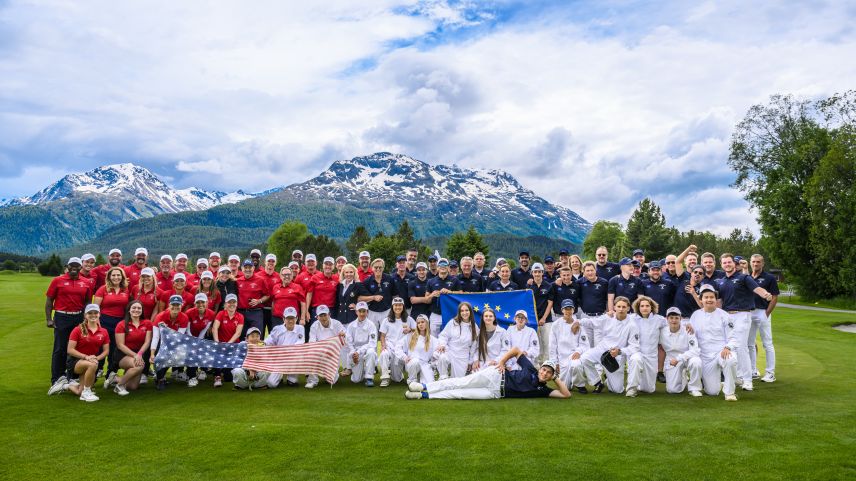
left=242, top=336, right=344, bottom=384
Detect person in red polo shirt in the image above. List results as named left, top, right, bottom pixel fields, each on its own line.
left=48, top=304, right=109, bottom=402
left=208, top=252, right=222, bottom=274
left=186, top=258, right=209, bottom=289
left=356, top=251, right=372, bottom=281
left=124, top=247, right=149, bottom=291
left=173, top=253, right=190, bottom=278
left=306, top=256, right=339, bottom=342
left=79, top=253, right=97, bottom=289
left=212, top=294, right=244, bottom=387
left=236, top=259, right=270, bottom=340
left=93, top=266, right=130, bottom=383
left=271, top=267, right=307, bottom=329
left=195, top=271, right=221, bottom=313
left=186, top=293, right=216, bottom=387
left=93, top=248, right=123, bottom=291
left=45, top=257, right=93, bottom=394
left=133, top=267, right=160, bottom=320
left=296, top=254, right=318, bottom=290
left=158, top=273, right=195, bottom=312
left=155, top=255, right=174, bottom=291
left=257, top=253, right=280, bottom=336
left=151, top=295, right=189, bottom=391
left=112, top=300, right=152, bottom=395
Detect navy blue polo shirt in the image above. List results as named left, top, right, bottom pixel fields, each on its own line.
left=457, top=272, right=485, bottom=293
left=487, top=280, right=519, bottom=292
left=544, top=268, right=560, bottom=282
left=642, top=277, right=677, bottom=316
left=715, top=272, right=760, bottom=311
left=608, top=275, right=643, bottom=306
left=577, top=276, right=609, bottom=315
left=700, top=270, right=725, bottom=288
left=550, top=280, right=579, bottom=315
left=407, top=276, right=431, bottom=318
left=511, top=267, right=532, bottom=288
left=473, top=267, right=490, bottom=278
left=357, top=273, right=397, bottom=312
left=427, top=269, right=439, bottom=279
left=390, top=271, right=414, bottom=308
left=752, top=271, right=780, bottom=309
left=596, top=262, right=620, bottom=280
left=671, top=272, right=701, bottom=318
left=529, top=279, right=553, bottom=320
left=503, top=355, right=553, bottom=398
left=427, top=274, right=461, bottom=315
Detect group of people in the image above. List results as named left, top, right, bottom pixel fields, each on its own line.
left=44, top=243, right=780, bottom=402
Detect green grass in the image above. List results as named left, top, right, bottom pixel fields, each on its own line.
left=1, top=273, right=854, bottom=480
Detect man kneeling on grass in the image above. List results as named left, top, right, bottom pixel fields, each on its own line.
left=405, top=347, right=571, bottom=400
left=231, top=327, right=270, bottom=390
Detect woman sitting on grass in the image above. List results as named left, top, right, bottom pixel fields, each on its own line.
left=111, top=300, right=152, bottom=396
left=50, top=304, right=109, bottom=402
left=394, top=314, right=437, bottom=385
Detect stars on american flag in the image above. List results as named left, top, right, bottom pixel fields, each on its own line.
left=154, top=327, right=247, bottom=369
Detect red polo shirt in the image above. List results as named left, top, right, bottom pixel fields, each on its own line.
left=155, top=271, right=174, bottom=292
left=46, top=274, right=92, bottom=313
left=356, top=266, right=372, bottom=282
left=158, top=289, right=195, bottom=311
left=214, top=310, right=244, bottom=342
left=94, top=286, right=130, bottom=318
left=271, top=282, right=306, bottom=317
left=308, top=272, right=339, bottom=308
left=115, top=320, right=153, bottom=352
left=153, top=310, right=189, bottom=331
left=124, top=263, right=147, bottom=291
left=235, top=274, right=270, bottom=310
left=69, top=325, right=109, bottom=356
left=132, top=286, right=160, bottom=320
left=187, top=308, right=216, bottom=337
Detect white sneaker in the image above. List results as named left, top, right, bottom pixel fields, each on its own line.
left=213, top=376, right=223, bottom=387
left=689, top=390, right=702, bottom=397
left=404, top=391, right=422, bottom=400
left=625, top=388, right=638, bottom=398
left=380, top=378, right=390, bottom=387
left=175, top=372, right=188, bottom=382
left=104, top=372, right=117, bottom=390
left=48, top=378, right=68, bottom=396
left=741, top=381, right=754, bottom=391
left=752, top=370, right=760, bottom=379
left=725, top=394, right=738, bottom=401
left=187, top=378, right=198, bottom=388
left=197, top=371, right=207, bottom=381
left=761, top=373, right=776, bottom=383
left=138, top=375, right=148, bottom=385
left=80, top=389, right=99, bottom=402
left=735, top=378, right=743, bottom=386
left=114, top=384, right=129, bottom=396
left=408, top=382, right=424, bottom=392
left=305, top=382, right=316, bottom=389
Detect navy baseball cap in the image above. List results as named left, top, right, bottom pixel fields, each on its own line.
left=632, top=249, right=644, bottom=256
left=734, top=255, right=744, bottom=263
left=544, top=256, right=555, bottom=263
left=449, top=260, right=458, bottom=267
left=559, top=248, right=569, bottom=255
left=561, top=299, right=575, bottom=309
left=649, top=261, right=661, bottom=269
left=619, top=257, right=632, bottom=266
left=631, top=260, right=640, bottom=267
left=396, top=255, right=406, bottom=262
left=519, top=250, right=530, bottom=257
left=428, top=255, right=438, bottom=261
left=242, top=259, right=254, bottom=267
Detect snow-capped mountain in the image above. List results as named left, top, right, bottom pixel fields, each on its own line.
left=2, top=163, right=255, bottom=211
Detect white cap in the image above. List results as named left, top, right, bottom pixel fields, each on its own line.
left=245, top=327, right=261, bottom=336
left=306, top=254, right=317, bottom=262
left=194, top=293, right=208, bottom=303
left=135, top=247, right=148, bottom=256
left=666, top=307, right=682, bottom=317
left=175, top=253, right=188, bottom=261
left=84, top=304, right=100, bottom=314
left=209, top=252, right=221, bottom=258
left=284, top=307, right=298, bottom=318
left=80, top=253, right=95, bottom=262
left=532, top=263, right=544, bottom=272
left=250, top=249, right=262, bottom=256
left=160, top=254, right=173, bottom=261
left=228, top=255, right=240, bottom=262
left=265, top=254, right=277, bottom=262
left=200, top=271, right=214, bottom=280
left=392, top=297, right=405, bottom=305
left=514, top=309, right=528, bottom=318
left=218, top=266, right=232, bottom=274
left=292, top=249, right=303, bottom=256
left=173, top=273, right=186, bottom=282
left=336, top=256, right=347, bottom=262
left=416, top=314, right=429, bottom=321
left=323, top=257, right=335, bottom=264
left=224, top=293, right=238, bottom=303
left=196, top=258, right=208, bottom=266
left=67, top=257, right=82, bottom=265
left=288, top=261, right=300, bottom=268
left=416, top=262, right=427, bottom=269
left=356, top=301, right=369, bottom=310
left=359, top=251, right=370, bottom=258
left=316, top=305, right=330, bottom=315
left=108, top=248, right=122, bottom=256
left=141, top=267, right=155, bottom=276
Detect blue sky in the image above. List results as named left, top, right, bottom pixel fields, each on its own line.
left=0, top=0, right=854, bottom=234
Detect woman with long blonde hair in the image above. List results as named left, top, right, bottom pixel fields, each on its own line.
left=93, top=266, right=129, bottom=385
left=394, top=314, right=437, bottom=385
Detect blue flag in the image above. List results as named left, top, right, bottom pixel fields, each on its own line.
left=154, top=326, right=248, bottom=370
left=439, top=290, right=537, bottom=330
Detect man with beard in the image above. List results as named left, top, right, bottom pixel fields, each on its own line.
left=511, top=250, right=533, bottom=287
left=93, top=248, right=123, bottom=290
left=124, top=248, right=149, bottom=291
left=595, top=246, right=619, bottom=280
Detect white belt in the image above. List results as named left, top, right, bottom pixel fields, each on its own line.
left=55, top=310, right=82, bottom=315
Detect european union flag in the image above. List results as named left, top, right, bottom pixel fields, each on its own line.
left=439, top=290, right=537, bottom=330
left=154, top=326, right=248, bottom=370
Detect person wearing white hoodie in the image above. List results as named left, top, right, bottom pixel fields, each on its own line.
left=436, top=302, right=479, bottom=379
left=689, top=285, right=740, bottom=401
left=659, top=307, right=703, bottom=396
left=549, top=299, right=589, bottom=393
left=394, top=314, right=438, bottom=384
left=345, top=302, right=378, bottom=387
left=577, top=297, right=640, bottom=394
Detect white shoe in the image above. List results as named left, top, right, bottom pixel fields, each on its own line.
left=735, top=378, right=743, bottom=386
left=187, top=378, right=198, bottom=388
left=305, top=382, right=316, bottom=389
left=104, top=372, right=117, bottom=390
left=761, top=373, right=776, bottom=383
left=175, top=372, right=188, bottom=382
left=380, top=378, right=390, bottom=387
left=80, top=389, right=99, bottom=402
left=689, top=390, right=702, bottom=397
left=213, top=376, right=223, bottom=387
left=48, top=378, right=68, bottom=396
left=408, top=382, right=424, bottom=392
left=138, top=375, right=148, bottom=385
left=197, top=371, right=207, bottom=381
left=752, top=370, right=760, bottom=379
left=625, top=388, right=638, bottom=398
left=404, top=391, right=422, bottom=400
left=741, top=381, right=754, bottom=391
left=725, top=394, right=738, bottom=401
left=114, top=384, right=129, bottom=396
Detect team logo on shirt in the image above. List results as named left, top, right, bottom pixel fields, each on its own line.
left=634, top=334, right=639, bottom=340
left=532, top=339, right=538, bottom=346
left=350, top=292, right=355, bottom=298
left=594, top=284, right=601, bottom=290
left=728, top=322, right=734, bottom=328
left=689, top=339, right=695, bottom=346
left=370, top=333, right=376, bottom=339
left=628, top=283, right=635, bottom=289
left=606, top=267, right=613, bottom=273
left=503, top=339, right=510, bottom=346
left=659, top=284, right=667, bottom=290
left=298, top=333, right=303, bottom=339
left=580, top=335, right=587, bottom=342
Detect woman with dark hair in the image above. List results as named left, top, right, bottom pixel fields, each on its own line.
left=378, top=297, right=416, bottom=387
left=151, top=295, right=190, bottom=391
left=112, top=300, right=152, bottom=395
left=435, top=302, right=479, bottom=379
left=214, top=266, right=238, bottom=311
left=93, top=266, right=130, bottom=384
left=212, top=294, right=244, bottom=388
left=196, top=271, right=221, bottom=314
left=473, top=308, right=508, bottom=372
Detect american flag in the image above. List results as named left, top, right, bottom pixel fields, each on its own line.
left=242, top=336, right=344, bottom=385
left=154, top=326, right=248, bottom=370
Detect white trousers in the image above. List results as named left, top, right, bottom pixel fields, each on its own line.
left=580, top=312, right=600, bottom=347
left=425, top=367, right=501, bottom=400
left=378, top=349, right=405, bottom=382
left=406, top=358, right=435, bottom=384
left=664, top=356, right=702, bottom=393
left=626, top=352, right=656, bottom=393
left=537, top=321, right=552, bottom=365
left=267, top=371, right=298, bottom=387
left=429, top=313, right=443, bottom=337
left=307, top=370, right=339, bottom=385
left=347, top=350, right=377, bottom=383
left=368, top=310, right=389, bottom=331
left=437, top=351, right=470, bottom=379
left=749, top=309, right=775, bottom=374
left=582, top=347, right=626, bottom=393
left=231, top=368, right=270, bottom=389
left=728, top=311, right=752, bottom=381
left=701, top=354, right=737, bottom=396
left=558, top=357, right=586, bottom=388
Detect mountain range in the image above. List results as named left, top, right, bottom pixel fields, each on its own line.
left=0, top=153, right=591, bottom=256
